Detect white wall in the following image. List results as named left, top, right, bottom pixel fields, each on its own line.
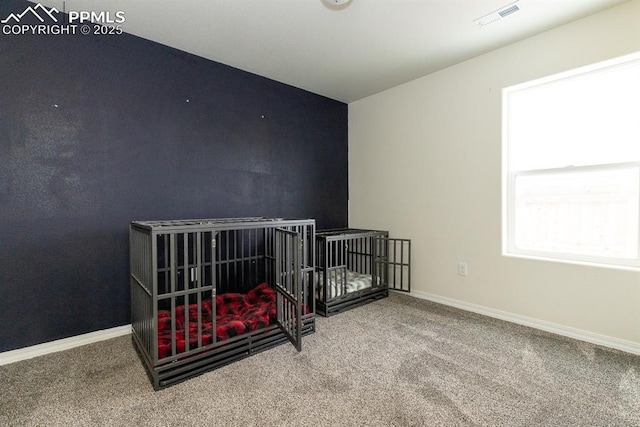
left=349, top=0, right=640, bottom=350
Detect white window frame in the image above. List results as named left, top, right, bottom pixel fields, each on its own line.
left=502, top=53, right=640, bottom=271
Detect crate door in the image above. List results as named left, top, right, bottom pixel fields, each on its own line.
left=374, top=237, right=411, bottom=292
left=274, top=228, right=303, bottom=351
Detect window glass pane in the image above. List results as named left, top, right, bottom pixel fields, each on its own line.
left=507, top=61, right=640, bottom=171
left=514, top=167, right=639, bottom=259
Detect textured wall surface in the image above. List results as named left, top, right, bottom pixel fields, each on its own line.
left=0, top=0, right=348, bottom=351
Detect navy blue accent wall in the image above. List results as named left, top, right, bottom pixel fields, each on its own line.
left=0, top=0, right=348, bottom=352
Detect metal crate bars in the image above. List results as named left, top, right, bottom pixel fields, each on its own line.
left=130, top=217, right=315, bottom=389
left=315, top=228, right=410, bottom=316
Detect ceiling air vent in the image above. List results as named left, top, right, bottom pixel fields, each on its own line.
left=474, top=1, right=520, bottom=27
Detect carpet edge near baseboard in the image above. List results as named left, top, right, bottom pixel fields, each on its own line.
left=2, top=291, right=639, bottom=365
left=0, top=325, right=132, bottom=366
left=406, top=290, right=640, bottom=356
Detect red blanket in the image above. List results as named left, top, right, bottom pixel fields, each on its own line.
left=157, top=282, right=276, bottom=359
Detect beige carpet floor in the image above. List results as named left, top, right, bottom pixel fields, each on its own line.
left=1, top=292, right=639, bottom=426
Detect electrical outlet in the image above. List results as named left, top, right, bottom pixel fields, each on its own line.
left=458, top=262, right=468, bottom=276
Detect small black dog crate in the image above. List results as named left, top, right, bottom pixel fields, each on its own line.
left=130, top=217, right=315, bottom=389
left=315, top=228, right=411, bottom=316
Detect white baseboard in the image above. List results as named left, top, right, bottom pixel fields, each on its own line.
left=407, top=290, right=640, bottom=356
left=0, top=325, right=132, bottom=366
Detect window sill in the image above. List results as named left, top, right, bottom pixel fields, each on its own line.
left=502, top=252, right=640, bottom=273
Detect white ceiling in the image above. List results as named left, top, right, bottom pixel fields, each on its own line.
left=39, top=0, right=629, bottom=103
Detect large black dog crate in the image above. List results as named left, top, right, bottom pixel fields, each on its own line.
left=315, top=228, right=410, bottom=316
left=130, top=217, right=315, bottom=389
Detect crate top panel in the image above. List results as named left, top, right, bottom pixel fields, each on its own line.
left=316, top=228, right=388, bottom=238
left=131, top=217, right=315, bottom=232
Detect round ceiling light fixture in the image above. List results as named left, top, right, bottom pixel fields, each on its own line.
left=321, top=0, right=353, bottom=8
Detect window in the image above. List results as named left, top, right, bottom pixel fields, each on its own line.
left=503, top=52, right=640, bottom=269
